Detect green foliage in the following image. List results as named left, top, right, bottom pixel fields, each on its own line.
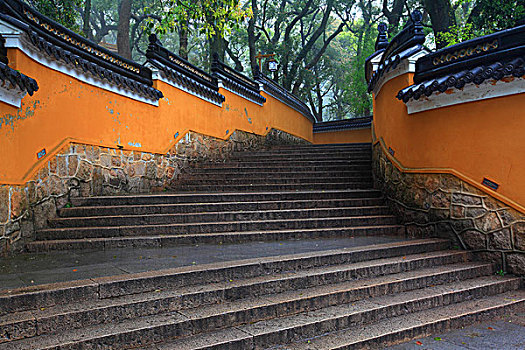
left=439, top=0, right=525, bottom=47
left=144, top=0, right=252, bottom=38
left=31, top=0, right=82, bottom=32
left=469, top=0, right=525, bottom=33
left=436, top=22, right=478, bottom=47
left=496, top=269, right=506, bottom=276
left=344, top=26, right=376, bottom=117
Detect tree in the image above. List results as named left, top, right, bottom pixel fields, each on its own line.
left=30, top=0, right=82, bottom=32
left=117, top=0, right=132, bottom=59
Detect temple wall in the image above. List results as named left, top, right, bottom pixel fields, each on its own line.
left=371, top=57, right=525, bottom=274
left=1, top=48, right=313, bottom=185
left=0, top=45, right=312, bottom=253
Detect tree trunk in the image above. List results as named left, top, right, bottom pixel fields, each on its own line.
left=423, top=0, right=456, bottom=49
left=179, top=25, right=188, bottom=60
left=382, top=0, right=405, bottom=34
left=209, top=33, right=226, bottom=65
left=82, top=0, right=92, bottom=40
left=117, top=0, right=132, bottom=59
left=247, top=0, right=258, bottom=73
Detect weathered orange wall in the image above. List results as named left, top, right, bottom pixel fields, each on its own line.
left=0, top=48, right=313, bottom=184
left=313, top=128, right=371, bottom=144
left=374, top=73, right=525, bottom=212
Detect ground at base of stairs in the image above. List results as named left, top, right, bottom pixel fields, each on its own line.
left=385, top=306, right=525, bottom=350
left=0, top=236, right=404, bottom=291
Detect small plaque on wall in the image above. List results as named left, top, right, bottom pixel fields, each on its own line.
left=37, top=148, right=46, bottom=159
left=482, top=178, right=499, bottom=191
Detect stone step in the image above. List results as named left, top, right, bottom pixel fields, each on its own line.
left=193, top=164, right=371, bottom=173
left=0, top=250, right=480, bottom=346
left=153, top=281, right=523, bottom=350
left=285, top=291, right=525, bottom=350
left=199, top=160, right=372, bottom=168
left=228, top=150, right=371, bottom=158
left=38, top=215, right=399, bottom=240
left=272, top=143, right=371, bottom=150
left=0, top=264, right=502, bottom=346
left=177, top=182, right=373, bottom=192
left=27, top=225, right=406, bottom=252
left=3, top=239, right=450, bottom=314
left=50, top=206, right=392, bottom=228
left=177, top=176, right=372, bottom=186
left=184, top=170, right=373, bottom=180
left=59, top=198, right=385, bottom=218
left=226, top=154, right=372, bottom=162
left=70, top=189, right=383, bottom=207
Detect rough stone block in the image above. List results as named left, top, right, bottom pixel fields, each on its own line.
left=431, top=190, right=450, bottom=209
left=451, top=219, right=475, bottom=233
left=451, top=205, right=465, bottom=219
left=460, top=230, right=486, bottom=250
left=512, top=222, right=525, bottom=251
left=487, top=228, right=512, bottom=250
left=506, top=253, right=525, bottom=275
left=423, top=175, right=440, bottom=193
left=48, top=157, right=57, bottom=174
left=474, top=212, right=501, bottom=232
left=77, top=161, right=93, bottom=181
left=465, top=207, right=487, bottom=218
left=68, top=155, right=79, bottom=176
left=57, top=156, right=68, bottom=177
left=452, top=193, right=482, bottom=206
left=9, top=188, right=25, bottom=219
left=498, top=209, right=517, bottom=226
left=429, top=208, right=449, bottom=221
left=439, top=174, right=462, bottom=191
left=33, top=199, right=56, bottom=230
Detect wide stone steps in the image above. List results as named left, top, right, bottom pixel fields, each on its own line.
left=49, top=206, right=392, bottom=228
left=286, top=292, right=525, bottom=350
left=58, top=198, right=385, bottom=218
left=192, top=164, right=370, bottom=173
left=228, top=150, right=371, bottom=158
left=2, top=239, right=522, bottom=349
left=0, top=251, right=474, bottom=342
left=1, top=239, right=451, bottom=315
left=226, top=154, right=372, bottom=162
left=184, top=170, right=372, bottom=180
left=38, top=215, right=399, bottom=240
left=69, top=189, right=383, bottom=207
left=177, top=182, right=373, bottom=192
left=156, top=287, right=524, bottom=350
left=264, top=144, right=372, bottom=151
left=177, top=176, right=372, bottom=186
left=27, top=225, right=406, bottom=252
left=198, top=159, right=372, bottom=168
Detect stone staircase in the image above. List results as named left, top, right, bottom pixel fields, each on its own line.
left=27, top=143, right=402, bottom=252
left=1, top=143, right=522, bottom=349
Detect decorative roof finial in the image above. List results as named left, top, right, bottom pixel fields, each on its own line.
left=375, top=22, right=389, bottom=51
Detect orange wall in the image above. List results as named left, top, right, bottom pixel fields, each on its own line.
left=0, top=48, right=313, bottom=184
left=374, top=73, right=525, bottom=212
left=313, top=128, right=371, bottom=144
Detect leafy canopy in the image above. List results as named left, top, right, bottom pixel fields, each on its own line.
left=144, top=0, right=252, bottom=38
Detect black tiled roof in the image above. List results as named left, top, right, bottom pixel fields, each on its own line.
left=254, top=67, right=313, bottom=122
left=313, top=116, right=372, bottom=133
left=211, top=54, right=266, bottom=105
left=397, top=57, right=525, bottom=102
left=366, top=11, right=426, bottom=93
left=367, top=45, right=423, bottom=93
left=146, top=34, right=224, bottom=105
left=0, top=0, right=163, bottom=101
left=0, top=60, right=38, bottom=95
